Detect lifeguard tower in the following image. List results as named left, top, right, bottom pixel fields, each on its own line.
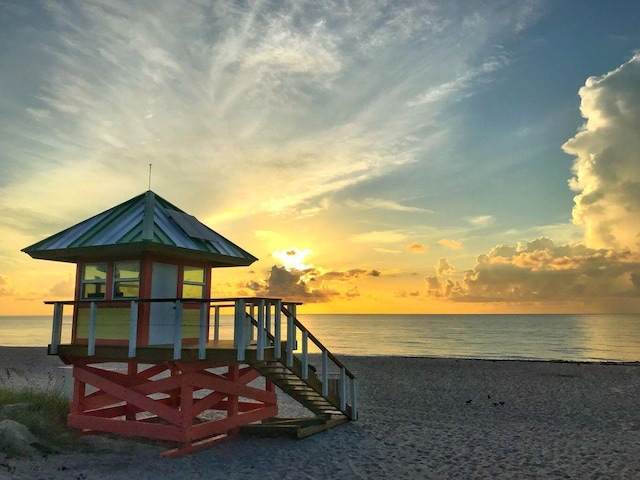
left=22, top=190, right=356, bottom=456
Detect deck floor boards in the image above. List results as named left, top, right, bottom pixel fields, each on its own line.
left=54, top=341, right=284, bottom=364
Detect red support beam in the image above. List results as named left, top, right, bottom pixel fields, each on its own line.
left=66, top=359, right=280, bottom=456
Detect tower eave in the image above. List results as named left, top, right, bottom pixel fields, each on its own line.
left=22, top=241, right=258, bottom=267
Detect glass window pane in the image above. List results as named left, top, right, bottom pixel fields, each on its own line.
left=114, top=261, right=139, bottom=279
left=83, top=264, right=107, bottom=281
left=114, top=281, right=139, bottom=298
left=183, top=284, right=204, bottom=299
left=183, top=267, right=204, bottom=283
left=82, top=283, right=105, bottom=299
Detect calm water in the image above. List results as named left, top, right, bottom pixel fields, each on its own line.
left=1, top=314, right=639, bottom=362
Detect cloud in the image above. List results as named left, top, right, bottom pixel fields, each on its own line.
left=408, top=56, right=508, bottom=106
left=0, top=275, right=15, bottom=297
left=241, top=263, right=382, bottom=303
left=1, top=0, right=545, bottom=235
left=345, top=287, right=360, bottom=299
left=467, top=215, right=495, bottom=227
left=374, top=247, right=403, bottom=254
left=25, top=108, right=51, bottom=120
left=346, top=198, right=431, bottom=213
left=435, top=258, right=455, bottom=275
left=426, top=237, right=640, bottom=311
left=396, top=290, right=421, bottom=298
left=273, top=247, right=314, bottom=270
left=563, top=54, right=640, bottom=251
left=438, top=238, right=462, bottom=250
left=48, top=277, right=74, bottom=298
left=241, top=19, right=342, bottom=75
left=244, top=266, right=338, bottom=303
left=0, top=204, right=67, bottom=236
left=317, top=269, right=381, bottom=281
left=350, top=230, right=408, bottom=243
left=406, top=242, right=428, bottom=253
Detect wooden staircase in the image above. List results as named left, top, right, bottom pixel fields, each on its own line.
left=253, top=359, right=350, bottom=416
left=243, top=355, right=353, bottom=437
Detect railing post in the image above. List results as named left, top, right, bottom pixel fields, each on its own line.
left=340, top=367, right=347, bottom=411
left=88, top=301, right=97, bottom=356
left=50, top=303, right=63, bottom=355
left=198, top=302, right=208, bottom=360
left=350, top=377, right=358, bottom=420
left=257, top=299, right=265, bottom=361
left=274, top=300, right=282, bottom=359
left=234, top=300, right=242, bottom=346
left=128, top=301, right=138, bottom=358
left=244, top=306, right=253, bottom=348
left=301, top=330, right=309, bottom=379
left=173, top=300, right=183, bottom=360
left=247, top=304, right=253, bottom=343
left=234, top=299, right=246, bottom=361
left=265, top=302, right=271, bottom=336
left=321, top=350, right=329, bottom=396
left=286, top=305, right=295, bottom=368
left=214, top=305, right=221, bottom=342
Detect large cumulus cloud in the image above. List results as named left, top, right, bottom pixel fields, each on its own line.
left=428, top=54, right=640, bottom=312
left=426, top=237, right=640, bottom=311
left=563, top=54, right=640, bottom=250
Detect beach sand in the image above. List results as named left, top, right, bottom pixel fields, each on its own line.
left=2, top=347, right=640, bottom=479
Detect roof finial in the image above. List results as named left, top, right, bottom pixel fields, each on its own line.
left=148, top=163, right=152, bottom=191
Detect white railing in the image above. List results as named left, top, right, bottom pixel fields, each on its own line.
left=46, top=297, right=358, bottom=420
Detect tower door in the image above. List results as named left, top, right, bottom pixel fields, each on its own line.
left=149, top=262, right=178, bottom=345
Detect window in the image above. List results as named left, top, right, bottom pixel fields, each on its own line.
left=82, top=263, right=107, bottom=299
left=113, top=261, right=140, bottom=298
left=183, top=266, right=205, bottom=298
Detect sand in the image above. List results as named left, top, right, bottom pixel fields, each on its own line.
left=2, top=347, right=640, bottom=479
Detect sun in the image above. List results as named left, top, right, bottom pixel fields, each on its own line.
left=273, top=247, right=313, bottom=271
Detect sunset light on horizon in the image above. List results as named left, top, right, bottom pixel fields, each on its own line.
left=1, top=0, right=640, bottom=315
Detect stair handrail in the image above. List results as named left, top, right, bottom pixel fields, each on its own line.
left=280, top=307, right=356, bottom=381
left=240, top=299, right=357, bottom=419
left=279, top=304, right=357, bottom=419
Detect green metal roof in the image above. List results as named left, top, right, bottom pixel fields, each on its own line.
left=22, top=191, right=258, bottom=267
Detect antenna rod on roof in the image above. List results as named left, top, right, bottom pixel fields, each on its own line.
left=148, top=163, right=152, bottom=190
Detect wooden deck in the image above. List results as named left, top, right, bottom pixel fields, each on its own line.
left=53, top=340, right=288, bottom=364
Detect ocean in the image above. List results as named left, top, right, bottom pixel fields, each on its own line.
left=1, top=314, right=639, bottom=363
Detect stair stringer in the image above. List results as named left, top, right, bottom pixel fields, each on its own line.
left=250, top=356, right=352, bottom=419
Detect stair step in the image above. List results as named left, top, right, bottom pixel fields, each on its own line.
left=290, top=392, right=323, bottom=398
left=256, top=359, right=348, bottom=417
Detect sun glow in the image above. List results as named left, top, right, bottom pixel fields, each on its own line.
left=273, top=247, right=314, bottom=271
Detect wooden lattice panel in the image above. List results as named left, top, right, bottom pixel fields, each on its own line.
left=67, top=359, right=278, bottom=456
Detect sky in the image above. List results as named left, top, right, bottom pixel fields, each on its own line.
left=1, top=0, right=640, bottom=315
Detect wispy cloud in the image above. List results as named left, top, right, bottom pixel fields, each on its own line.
left=467, top=215, right=495, bottom=227
left=1, top=0, right=542, bottom=229
left=346, top=198, right=431, bottom=213
left=408, top=56, right=507, bottom=106
left=438, top=239, right=463, bottom=250
left=350, top=230, right=408, bottom=243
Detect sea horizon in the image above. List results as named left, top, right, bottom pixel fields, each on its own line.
left=2, top=313, right=639, bottom=363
